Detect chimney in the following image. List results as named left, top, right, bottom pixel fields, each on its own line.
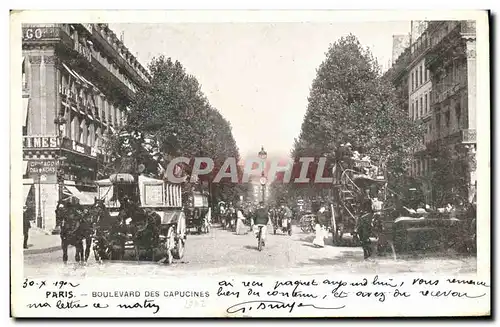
left=120, top=31, right=124, bottom=42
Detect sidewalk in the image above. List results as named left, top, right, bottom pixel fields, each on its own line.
left=23, top=228, right=61, bottom=255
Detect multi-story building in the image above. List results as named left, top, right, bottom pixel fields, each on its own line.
left=426, top=20, right=477, bottom=203
left=21, top=23, right=150, bottom=232
left=385, top=20, right=477, bottom=204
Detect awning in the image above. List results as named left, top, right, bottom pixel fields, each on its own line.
left=23, top=161, right=28, bottom=176
left=23, top=184, right=32, bottom=206
left=22, top=97, right=29, bottom=127
left=63, top=185, right=95, bottom=205
left=71, top=68, right=94, bottom=90
left=62, top=63, right=81, bottom=84
left=80, top=191, right=97, bottom=204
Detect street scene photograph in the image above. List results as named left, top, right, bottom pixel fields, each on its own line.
left=17, top=15, right=484, bottom=283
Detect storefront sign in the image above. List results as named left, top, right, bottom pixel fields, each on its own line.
left=61, top=138, right=97, bottom=157
left=23, top=136, right=59, bottom=149
left=28, top=160, right=57, bottom=184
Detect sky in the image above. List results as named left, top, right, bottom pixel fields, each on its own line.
left=110, top=22, right=411, bottom=160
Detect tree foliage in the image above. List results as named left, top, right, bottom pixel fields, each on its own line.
left=102, top=56, right=243, bottom=203
left=292, top=34, right=425, bottom=193
left=424, top=144, right=476, bottom=206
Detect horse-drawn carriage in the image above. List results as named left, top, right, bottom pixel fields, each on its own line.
left=93, top=173, right=186, bottom=264
left=330, top=150, right=476, bottom=256
left=331, top=156, right=388, bottom=245
left=184, top=191, right=210, bottom=234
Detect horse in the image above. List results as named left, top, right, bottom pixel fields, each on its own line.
left=356, top=211, right=386, bottom=260
left=91, top=198, right=117, bottom=262
left=57, top=203, right=86, bottom=264
left=132, top=207, right=161, bottom=261
left=79, top=207, right=95, bottom=262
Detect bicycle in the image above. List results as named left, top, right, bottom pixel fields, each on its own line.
left=255, top=224, right=266, bottom=251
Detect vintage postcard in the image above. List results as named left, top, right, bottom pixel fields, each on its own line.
left=10, top=10, right=490, bottom=318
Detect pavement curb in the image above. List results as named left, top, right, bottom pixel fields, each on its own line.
left=24, top=245, right=61, bottom=255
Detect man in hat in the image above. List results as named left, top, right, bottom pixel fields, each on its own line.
left=253, top=201, right=270, bottom=246
left=23, top=205, right=31, bottom=249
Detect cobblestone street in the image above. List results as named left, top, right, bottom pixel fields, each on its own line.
left=24, top=224, right=477, bottom=278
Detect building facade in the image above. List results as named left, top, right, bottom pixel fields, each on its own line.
left=22, top=23, right=150, bottom=231
left=386, top=20, right=477, bottom=205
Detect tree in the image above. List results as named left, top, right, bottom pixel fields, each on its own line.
left=426, top=144, right=476, bottom=206
left=292, top=34, right=424, bottom=190
left=103, top=56, right=243, bottom=203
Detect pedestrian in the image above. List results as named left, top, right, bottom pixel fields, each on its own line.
left=23, top=205, right=31, bottom=249
left=253, top=202, right=269, bottom=247
left=312, top=216, right=326, bottom=248
left=235, top=206, right=247, bottom=235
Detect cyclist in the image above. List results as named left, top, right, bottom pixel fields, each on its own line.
left=253, top=201, right=269, bottom=246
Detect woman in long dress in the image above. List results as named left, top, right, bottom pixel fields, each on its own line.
left=235, top=208, right=247, bottom=235
left=313, top=208, right=327, bottom=248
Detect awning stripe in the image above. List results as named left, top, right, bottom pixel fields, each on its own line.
left=23, top=184, right=32, bottom=206
left=23, top=161, right=28, bottom=175
left=64, top=186, right=96, bottom=205
left=61, top=63, right=81, bottom=83
left=22, top=97, right=29, bottom=127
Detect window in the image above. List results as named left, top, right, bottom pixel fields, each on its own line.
left=419, top=65, right=423, bottom=86
left=424, top=94, right=428, bottom=114
left=411, top=72, right=414, bottom=91
left=445, top=111, right=450, bottom=128
left=436, top=114, right=441, bottom=132
left=415, top=99, right=419, bottom=119
left=78, top=120, right=84, bottom=144
left=455, top=104, right=461, bottom=128
left=425, top=69, right=429, bottom=81
left=411, top=103, right=414, bottom=119
left=420, top=96, right=423, bottom=116
left=22, top=58, right=26, bottom=89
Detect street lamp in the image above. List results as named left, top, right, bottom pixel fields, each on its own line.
left=54, top=116, right=67, bottom=234
left=258, top=146, right=267, bottom=203
left=32, top=163, right=43, bottom=229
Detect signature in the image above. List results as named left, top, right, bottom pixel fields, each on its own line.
left=226, top=300, right=345, bottom=314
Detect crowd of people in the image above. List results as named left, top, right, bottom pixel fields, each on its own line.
left=335, top=142, right=382, bottom=180
left=215, top=201, right=295, bottom=246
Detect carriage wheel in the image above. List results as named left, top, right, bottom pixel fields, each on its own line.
left=173, top=212, right=186, bottom=260
left=134, top=245, right=140, bottom=262
left=163, top=225, right=175, bottom=264
left=352, top=233, right=361, bottom=246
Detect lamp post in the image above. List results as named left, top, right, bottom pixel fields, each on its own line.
left=258, top=146, right=267, bottom=203
left=54, top=116, right=67, bottom=234
left=33, top=163, right=43, bottom=229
